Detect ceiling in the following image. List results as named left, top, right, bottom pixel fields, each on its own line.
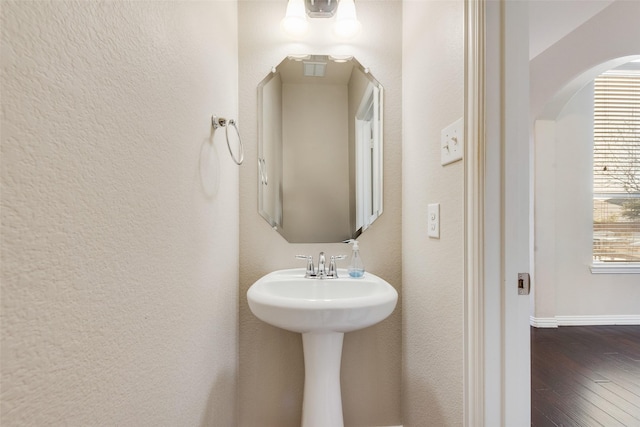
left=528, top=0, right=615, bottom=59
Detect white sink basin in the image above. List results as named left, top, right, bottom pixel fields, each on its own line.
left=247, top=268, right=398, bottom=427
left=247, top=268, right=398, bottom=333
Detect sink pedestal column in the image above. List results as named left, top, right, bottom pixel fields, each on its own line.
left=301, top=332, right=344, bottom=427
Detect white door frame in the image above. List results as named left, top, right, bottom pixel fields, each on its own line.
left=463, top=0, right=486, bottom=424
left=464, top=1, right=531, bottom=426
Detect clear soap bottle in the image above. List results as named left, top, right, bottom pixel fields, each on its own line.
left=348, top=240, right=365, bottom=278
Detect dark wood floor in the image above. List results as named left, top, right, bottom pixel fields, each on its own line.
left=531, top=325, right=640, bottom=427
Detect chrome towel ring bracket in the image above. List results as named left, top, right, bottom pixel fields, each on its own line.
left=212, top=115, right=244, bottom=165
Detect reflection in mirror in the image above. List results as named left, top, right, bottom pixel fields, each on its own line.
left=258, top=55, right=383, bottom=243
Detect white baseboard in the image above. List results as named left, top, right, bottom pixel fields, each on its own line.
left=530, top=316, right=558, bottom=328
left=531, top=314, right=640, bottom=327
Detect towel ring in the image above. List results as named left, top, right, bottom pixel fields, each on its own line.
left=212, top=115, right=244, bottom=165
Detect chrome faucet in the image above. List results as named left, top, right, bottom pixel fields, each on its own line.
left=296, top=252, right=347, bottom=279
left=316, top=252, right=327, bottom=278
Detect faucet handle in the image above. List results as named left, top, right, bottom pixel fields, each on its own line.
left=295, top=255, right=315, bottom=278
left=327, top=255, right=348, bottom=278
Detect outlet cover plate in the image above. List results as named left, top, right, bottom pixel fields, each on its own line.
left=441, top=118, right=464, bottom=166
left=428, top=203, right=440, bottom=239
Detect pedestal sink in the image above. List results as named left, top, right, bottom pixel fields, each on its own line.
left=247, top=268, right=398, bottom=427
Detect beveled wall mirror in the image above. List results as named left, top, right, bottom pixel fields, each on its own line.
left=257, top=55, right=384, bottom=243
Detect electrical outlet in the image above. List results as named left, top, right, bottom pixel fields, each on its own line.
left=428, top=203, right=440, bottom=239
left=441, top=118, right=464, bottom=166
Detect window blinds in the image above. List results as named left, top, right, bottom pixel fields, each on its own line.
left=593, top=69, right=640, bottom=263
left=593, top=71, right=640, bottom=195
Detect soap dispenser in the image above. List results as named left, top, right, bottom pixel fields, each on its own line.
left=347, top=239, right=365, bottom=278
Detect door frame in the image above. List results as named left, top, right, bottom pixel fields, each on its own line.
left=464, top=1, right=531, bottom=426
left=463, top=0, right=485, bottom=424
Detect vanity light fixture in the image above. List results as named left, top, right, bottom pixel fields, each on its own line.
left=281, top=0, right=309, bottom=37
left=333, top=0, right=361, bottom=39
left=305, top=0, right=338, bottom=17
left=281, top=0, right=361, bottom=39
left=288, top=54, right=312, bottom=61
left=328, top=54, right=353, bottom=63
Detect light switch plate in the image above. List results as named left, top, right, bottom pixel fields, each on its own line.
left=428, top=203, right=440, bottom=239
left=441, top=118, right=464, bottom=166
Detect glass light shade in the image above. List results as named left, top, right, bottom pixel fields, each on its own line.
left=281, top=0, right=309, bottom=37
left=333, top=0, right=361, bottom=39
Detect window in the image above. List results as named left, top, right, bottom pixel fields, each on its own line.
left=592, top=66, right=640, bottom=267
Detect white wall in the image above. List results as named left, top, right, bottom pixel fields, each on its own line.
left=534, top=83, right=640, bottom=323
left=402, top=1, right=464, bottom=425
left=532, top=120, right=558, bottom=321
left=530, top=0, right=640, bottom=121
left=1, top=2, right=239, bottom=424
left=531, top=0, right=640, bottom=325
left=528, top=0, right=614, bottom=60
left=238, top=1, right=402, bottom=425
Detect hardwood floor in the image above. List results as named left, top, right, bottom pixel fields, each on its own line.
left=531, top=325, right=640, bottom=427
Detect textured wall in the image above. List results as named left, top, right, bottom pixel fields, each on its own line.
left=1, top=1, right=239, bottom=425
left=402, top=1, right=465, bottom=425
left=238, top=1, right=402, bottom=426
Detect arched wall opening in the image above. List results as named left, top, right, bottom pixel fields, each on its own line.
left=529, top=1, right=640, bottom=326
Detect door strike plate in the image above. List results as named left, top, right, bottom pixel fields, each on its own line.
left=517, top=273, right=531, bottom=295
